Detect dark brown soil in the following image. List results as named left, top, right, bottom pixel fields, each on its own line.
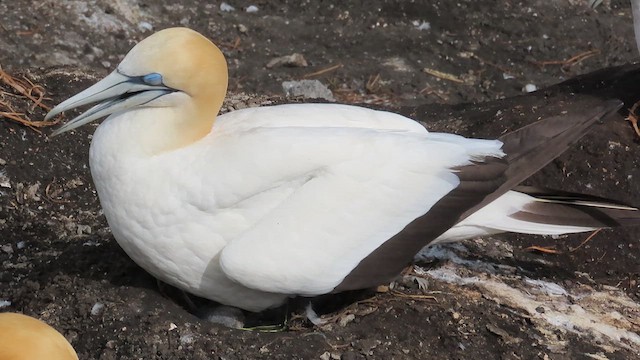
left=1, top=1, right=640, bottom=359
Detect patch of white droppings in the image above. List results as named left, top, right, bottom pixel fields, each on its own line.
left=425, top=264, right=640, bottom=352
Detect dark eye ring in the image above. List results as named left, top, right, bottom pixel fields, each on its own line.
left=143, top=73, right=163, bottom=86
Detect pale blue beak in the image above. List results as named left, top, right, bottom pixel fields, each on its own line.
left=46, top=70, right=175, bottom=136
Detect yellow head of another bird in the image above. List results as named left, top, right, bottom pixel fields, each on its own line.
left=46, top=27, right=228, bottom=141
left=0, top=312, right=78, bottom=360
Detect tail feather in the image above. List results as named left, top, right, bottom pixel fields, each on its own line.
left=459, top=98, right=623, bottom=221
left=511, top=186, right=640, bottom=228
left=433, top=186, right=640, bottom=243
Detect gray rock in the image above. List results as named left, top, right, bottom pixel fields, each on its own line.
left=282, top=80, right=334, bottom=101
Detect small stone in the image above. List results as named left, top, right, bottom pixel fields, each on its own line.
left=486, top=323, right=521, bottom=344
left=168, top=323, right=177, bottom=331
left=382, top=57, right=412, bottom=72
left=0, top=300, right=11, bottom=308
left=179, top=333, right=194, bottom=345
left=282, top=80, right=334, bottom=101
left=138, top=21, right=153, bottom=32
left=16, top=241, right=25, bottom=250
left=202, top=305, right=245, bottom=328
left=91, top=302, right=105, bottom=316
left=76, top=224, right=92, bottom=236
left=246, top=5, right=258, bottom=13
left=523, top=83, right=537, bottom=93
left=535, top=306, right=545, bottom=313
left=412, top=20, right=431, bottom=31
left=266, top=53, right=308, bottom=68
left=0, top=158, right=6, bottom=165
left=451, top=312, right=461, bottom=320
left=237, top=24, right=248, bottom=33
left=1, top=244, right=12, bottom=254
left=25, top=183, right=40, bottom=201
left=220, top=2, right=235, bottom=12
left=0, top=170, right=10, bottom=188
left=320, top=351, right=331, bottom=360
left=101, top=61, right=111, bottom=68
left=338, top=313, right=355, bottom=327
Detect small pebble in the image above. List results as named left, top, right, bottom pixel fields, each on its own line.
left=523, top=83, right=537, bottom=93
left=1, top=244, right=12, bottom=254
left=246, top=5, right=258, bottom=13
left=412, top=20, right=431, bottom=31
left=138, top=21, right=153, bottom=32
left=91, top=302, right=105, bottom=316
left=266, top=53, right=308, bottom=68
left=338, top=313, right=355, bottom=327
left=282, top=80, right=334, bottom=101
left=179, top=333, right=194, bottom=345
left=220, top=2, right=235, bottom=12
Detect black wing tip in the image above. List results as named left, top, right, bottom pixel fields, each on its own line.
left=514, top=186, right=640, bottom=228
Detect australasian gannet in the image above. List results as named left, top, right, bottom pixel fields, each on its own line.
left=0, top=312, right=78, bottom=360
left=46, top=27, right=640, bottom=312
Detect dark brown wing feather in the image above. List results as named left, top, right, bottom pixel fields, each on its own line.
left=334, top=98, right=622, bottom=292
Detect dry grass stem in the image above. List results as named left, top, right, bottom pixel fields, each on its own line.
left=532, top=49, right=600, bottom=68
left=303, top=63, right=343, bottom=78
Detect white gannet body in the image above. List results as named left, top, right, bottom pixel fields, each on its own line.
left=46, top=28, right=640, bottom=312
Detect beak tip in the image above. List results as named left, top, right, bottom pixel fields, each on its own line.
left=44, top=108, right=61, bottom=122
left=50, top=126, right=67, bottom=137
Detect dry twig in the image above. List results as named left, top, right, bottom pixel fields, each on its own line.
left=569, top=229, right=602, bottom=253
left=390, top=290, right=438, bottom=301
left=0, top=67, right=58, bottom=132
left=217, top=36, right=241, bottom=50
left=625, top=101, right=640, bottom=139
left=524, top=245, right=561, bottom=254
left=422, top=68, right=464, bottom=83
left=532, top=49, right=600, bottom=68
left=303, top=63, right=343, bottom=78
left=524, top=228, right=603, bottom=255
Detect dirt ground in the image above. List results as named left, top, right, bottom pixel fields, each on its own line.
left=1, top=0, right=640, bottom=359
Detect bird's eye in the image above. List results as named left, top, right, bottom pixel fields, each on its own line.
left=142, top=73, right=163, bottom=86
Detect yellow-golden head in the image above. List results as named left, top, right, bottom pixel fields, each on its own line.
left=46, top=27, right=228, bottom=142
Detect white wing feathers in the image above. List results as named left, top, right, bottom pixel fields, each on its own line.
left=433, top=190, right=598, bottom=244
left=193, top=105, right=505, bottom=295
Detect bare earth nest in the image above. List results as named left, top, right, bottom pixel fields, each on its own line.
left=1, top=1, right=640, bottom=359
